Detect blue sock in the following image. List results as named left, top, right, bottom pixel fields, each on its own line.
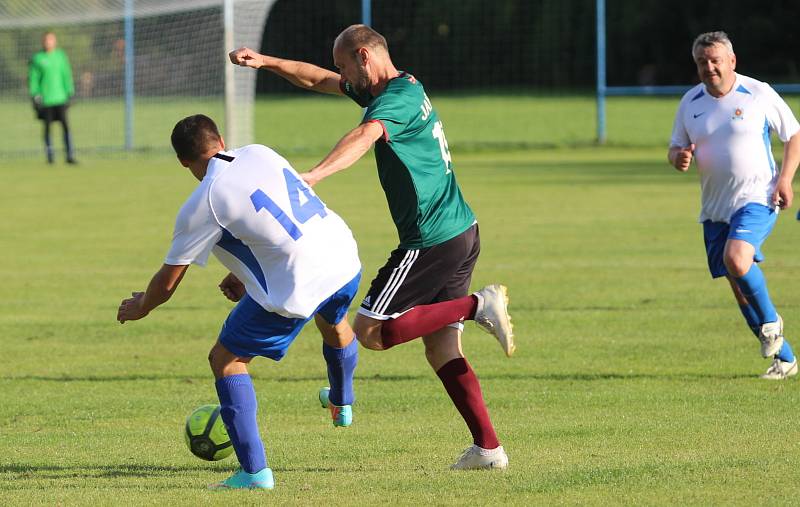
left=215, top=374, right=267, bottom=474
left=322, top=338, right=358, bottom=406
left=733, top=264, right=778, bottom=324
left=737, top=303, right=760, bottom=337
left=777, top=339, right=796, bottom=363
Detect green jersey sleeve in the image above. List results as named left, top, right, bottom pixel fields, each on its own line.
left=363, top=88, right=416, bottom=141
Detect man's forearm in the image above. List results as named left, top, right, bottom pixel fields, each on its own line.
left=140, top=264, right=188, bottom=315
left=307, top=123, right=382, bottom=184
left=259, top=55, right=339, bottom=93
left=779, top=132, right=800, bottom=183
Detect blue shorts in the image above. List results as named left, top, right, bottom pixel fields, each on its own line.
left=218, top=272, right=361, bottom=360
left=702, top=203, right=777, bottom=278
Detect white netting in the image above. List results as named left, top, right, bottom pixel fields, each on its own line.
left=0, top=0, right=272, bottom=159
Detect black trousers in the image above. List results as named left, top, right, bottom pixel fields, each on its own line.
left=41, top=104, right=74, bottom=162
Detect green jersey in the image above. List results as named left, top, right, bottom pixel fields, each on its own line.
left=29, top=48, right=74, bottom=107
left=342, top=73, right=475, bottom=249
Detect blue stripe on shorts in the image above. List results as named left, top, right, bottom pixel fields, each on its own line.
left=218, top=272, right=361, bottom=360
left=702, top=203, right=777, bottom=278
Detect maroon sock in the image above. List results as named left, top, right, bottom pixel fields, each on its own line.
left=380, top=295, right=478, bottom=349
left=436, top=357, right=500, bottom=449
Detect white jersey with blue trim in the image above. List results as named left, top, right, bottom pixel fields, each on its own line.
left=165, top=144, right=361, bottom=319
left=670, top=73, right=800, bottom=223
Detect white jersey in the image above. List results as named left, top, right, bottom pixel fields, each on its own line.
left=670, top=73, right=800, bottom=223
left=165, top=145, right=361, bottom=319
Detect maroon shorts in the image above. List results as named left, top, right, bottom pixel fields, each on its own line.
left=358, top=224, right=480, bottom=320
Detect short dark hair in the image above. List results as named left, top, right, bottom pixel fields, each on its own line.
left=335, top=24, right=388, bottom=56
left=170, top=114, right=222, bottom=161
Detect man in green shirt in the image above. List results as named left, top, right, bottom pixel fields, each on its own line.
left=230, top=25, right=515, bottom=470
left=29, top=31, right=77, bottom=164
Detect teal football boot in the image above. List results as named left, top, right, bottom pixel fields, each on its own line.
left=318, top=386, right=330, bottom=408
left=208, top=468, right=274, bottom=490
left=318, top=387, right=352, bottom=427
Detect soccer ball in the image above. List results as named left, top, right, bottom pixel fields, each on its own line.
left=184, top=404, right=234, bottom=461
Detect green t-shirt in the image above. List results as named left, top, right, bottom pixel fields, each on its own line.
left=29, top=48, right=74, bottom=107
left=343, top=73, right=476, bottom=249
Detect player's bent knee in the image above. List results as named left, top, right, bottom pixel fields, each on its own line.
left=208, top=341, right=242, bottom=378
left=724, top=255, right=752, bottom=278
left=207, top=346, right=225, bottom=376
left=355, top=332, right=384, bottom=351
left=353, top=316, right=385, bottom=350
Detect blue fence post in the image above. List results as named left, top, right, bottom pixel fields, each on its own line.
left=124, top=0, right=134, bottom=151
left=596, top=0, right=606, bottom=145
left=362, top=0, right=371, bottom=26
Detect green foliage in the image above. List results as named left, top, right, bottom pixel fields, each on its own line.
left=2, top=129, right=800, bottom=503
left=260, top=0, right=800, bottom=91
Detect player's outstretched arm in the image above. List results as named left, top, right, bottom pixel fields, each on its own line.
left=773, top=131, right=800, bottom=209
left=117, top=264, right=189, bottom=323
left=668, top=144, right=695, bottom=172
left=228, top=47, right=342, bottom=95
left=300, top=121, right=385, bottom=186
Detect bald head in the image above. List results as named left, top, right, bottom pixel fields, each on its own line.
left=334, top=24, right=389, bottom=57
left=333, top=25, right=398, bottom=96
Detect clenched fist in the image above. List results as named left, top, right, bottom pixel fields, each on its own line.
left=228, top=47, right=262, bottom=69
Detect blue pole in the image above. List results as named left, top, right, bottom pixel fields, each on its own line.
left=124, top=0, right=134, bottom=150
left=361, top=0, right=371, bottom=26
left=596, top=0, right=606, bottom=144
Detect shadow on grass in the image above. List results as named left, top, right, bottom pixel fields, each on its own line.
left=0, top=463, right=211, bottom=479
left=0, top=463, right=338, bottom=484
left=2, top=374, right=214, bottom=383
left=2, top=371, right=755, bottom=383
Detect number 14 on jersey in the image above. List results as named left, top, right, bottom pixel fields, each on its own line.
left=250, top=168, right=327, bottom=241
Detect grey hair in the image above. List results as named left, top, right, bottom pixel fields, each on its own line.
left=692, top=31, right=734, bottom=56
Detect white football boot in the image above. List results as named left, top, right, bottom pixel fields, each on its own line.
left=473, top=284, right=515, bottom=357
left=758, top=315, right=784, bottom=358
left=760, top=358, right=798, bottom=380
left=451, top=445, right=509, bottom=470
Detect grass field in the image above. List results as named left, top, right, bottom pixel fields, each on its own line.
left=4, top=93, right=800, bottom=156
left=2, top=99, right=800, bottom=505
left=1, top=93, right=732, bottom=157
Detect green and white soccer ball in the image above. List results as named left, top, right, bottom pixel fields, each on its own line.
left=184, top=404, right=234, bottom=461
